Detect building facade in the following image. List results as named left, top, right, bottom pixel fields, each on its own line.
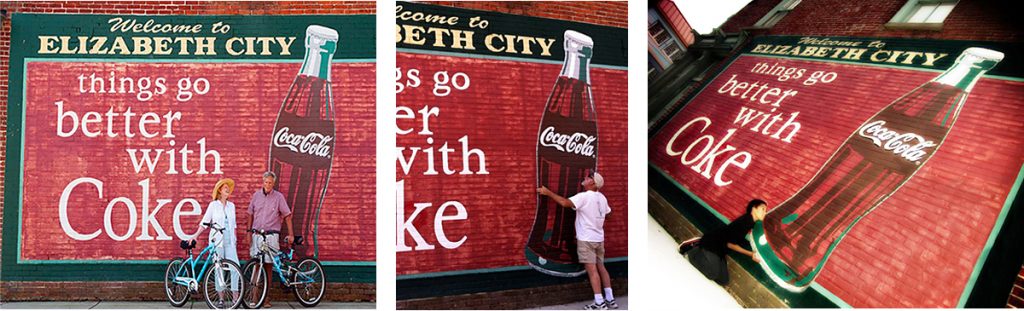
left=649, top=0, right=1023, bottom=307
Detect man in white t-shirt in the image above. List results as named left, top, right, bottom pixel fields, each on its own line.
left=538, top=172, right=616, bottom=310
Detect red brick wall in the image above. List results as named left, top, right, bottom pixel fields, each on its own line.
left=722, top=0, right=1020, bottom=42
left=426, top=1, right=628, bottom=28
left=656, top=0, right=695, bottom=47
left=0, top=0, right=375, bottom=301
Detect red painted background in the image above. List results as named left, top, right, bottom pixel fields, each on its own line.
left=650, top=55, right=1024, bottom=307
left=396, top=53, right=628, bottom=275
left=21, top=61, right=375, bottom=262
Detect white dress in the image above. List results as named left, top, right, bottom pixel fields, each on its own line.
left=200, top=200, right=239, bottom=291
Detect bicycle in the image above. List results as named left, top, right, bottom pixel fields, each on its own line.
left=241, top=229, right=325, bottom=308
left=164, top=222, right=244, bottom=309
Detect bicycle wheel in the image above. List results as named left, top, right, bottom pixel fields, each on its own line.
left=291, top=258, right=325, bottom=307
left=203, top=259, right=244, bottom=309
left=241, top=258, right=268, bottom=309
left=165, top=257, right=192, bottom=307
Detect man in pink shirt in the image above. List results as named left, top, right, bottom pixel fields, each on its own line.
left=247, top=171, right=294, bottom=308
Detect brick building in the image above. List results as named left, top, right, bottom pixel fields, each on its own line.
left=0, top=1, right=376, bottom=302
left=649, top=0, right=1022, bottom=307
left=396, top=1, right=628, bottom=309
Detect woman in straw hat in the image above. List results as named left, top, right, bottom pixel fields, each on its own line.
left=189, top=178, right=241, bottom=300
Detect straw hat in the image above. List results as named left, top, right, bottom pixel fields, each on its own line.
left=212, top=178, right=235, bottom=200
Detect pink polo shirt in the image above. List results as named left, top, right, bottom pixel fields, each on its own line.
left=248, top=189, right=291, bottom=232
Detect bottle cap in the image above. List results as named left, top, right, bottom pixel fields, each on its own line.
left=564, top=30, right=594, bottom=53
left=959, top=47, right=1004, bottom=71
left=306, top=25, right=339, bottom=43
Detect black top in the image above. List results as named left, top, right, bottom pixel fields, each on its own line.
left=700, top=214, right=755, bottom=257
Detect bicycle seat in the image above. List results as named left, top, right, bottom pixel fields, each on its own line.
left=180, top=240, right=196, bottom=250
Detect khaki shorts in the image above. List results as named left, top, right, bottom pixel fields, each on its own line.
left=250, top=233, right=280, bottom=263
left=577, top=240, right=605, bottom=264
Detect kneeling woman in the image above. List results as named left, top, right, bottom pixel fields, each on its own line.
left=679, top=199, right=767, bottom=285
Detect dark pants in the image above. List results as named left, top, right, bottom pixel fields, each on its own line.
left=686, top=246, right=729, bottom=285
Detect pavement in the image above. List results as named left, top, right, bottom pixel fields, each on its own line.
left=0, top=301, right=375, bottom=309
left=529, top=296, right=627, bottom=310
left=647, top=215, right=742, bottom=308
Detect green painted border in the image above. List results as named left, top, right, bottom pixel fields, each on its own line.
left=397, top=48, right=628, bottom=71
left=956, top=164, right=1024, bottom=307
left=648, top=46, right=1024, bottom=305
left=396, top=256, right=627, bottom=280
left=2, top=57, right=375, bottom=282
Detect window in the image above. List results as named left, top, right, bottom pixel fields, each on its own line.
left=753, top=0, right=802, bottom=28
left=648, top=8, right=685, bottom=68
left=887, top=0, right=958, bottom=30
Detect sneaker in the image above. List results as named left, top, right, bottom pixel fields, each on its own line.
left=678, top=237, right=701, bottom=255
left=584, top=302, right=608, bottom=310
left=605, top=299, right=619, bottom=309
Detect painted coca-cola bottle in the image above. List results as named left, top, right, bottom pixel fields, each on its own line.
left=268, top=25, right=338, bottom=258
left=751, top=47, right=1004, bottom=292
left=526, top=30, right=599, bottom=277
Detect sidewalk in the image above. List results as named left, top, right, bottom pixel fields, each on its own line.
left=529, top=296, right=627, bottom=310
left=647, top=215, right=742, bottom=308
left=0, top=301, right=374, bottom=309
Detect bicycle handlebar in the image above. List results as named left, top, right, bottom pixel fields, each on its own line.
left=201, top=222, right=226, bottom=232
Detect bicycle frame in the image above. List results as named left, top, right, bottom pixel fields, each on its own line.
left=252, top=234, right=316, bottom=286
left=172, top=227, right=227, bottom=289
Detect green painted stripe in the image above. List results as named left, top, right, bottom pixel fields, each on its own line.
left=746, top=54, right=1024, bottom=82
left=811, top=283, right=854, bottom=308
left=396, top=257, right=628, bottom=280
left=649, top=164, right=729, bottom=223
left=397, top=48, right=628, bottom=71
left=24, top=57, right=375, bottom=63
left=18, top=258, right=374, bottom=266
left=957, top=163, right=1024, bottom=307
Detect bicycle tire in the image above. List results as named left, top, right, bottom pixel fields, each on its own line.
left=241, top=258, right=268, bottom=309
left=291, top=258, right=325, bottom=307
left=202, top=259, right=244, bottom=309
left=164, top=257, right=191, bottom=307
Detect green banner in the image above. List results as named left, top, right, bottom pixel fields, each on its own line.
left=396, top=1, right=627, bottom=67
left=11, top=13, right=375, bottom=60
left=743, top=35, right=1023, bottom=77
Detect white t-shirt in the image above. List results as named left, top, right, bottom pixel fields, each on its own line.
left=569, top=190, right=611, bottom=242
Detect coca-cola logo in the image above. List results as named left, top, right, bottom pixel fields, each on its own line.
left=539, top=126, right=596, bottom=158
left=273, top=127, right=333, bottom=158
left=857, top=120, right=936, bottom=163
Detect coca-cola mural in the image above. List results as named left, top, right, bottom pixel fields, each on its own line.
left=2, top=14, right=375, bottom=283
left=395, top=1, right=628, bottom=285
left=650, top=35, right=1024, bottom=307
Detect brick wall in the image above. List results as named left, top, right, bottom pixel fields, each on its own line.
left=0, top=1, right=375, bottom=301
left=0, top=281, right=374, bottom=302
left=654, top=0, right=1024, bottom=307
left=722, top=0, right=1020, bottom=42
left=396, top=1, right=628, bottom=306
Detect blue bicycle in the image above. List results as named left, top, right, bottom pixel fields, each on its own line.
left=242, top=229, right=325, bottom=308
left=164, top=222, right=244, bottom=309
